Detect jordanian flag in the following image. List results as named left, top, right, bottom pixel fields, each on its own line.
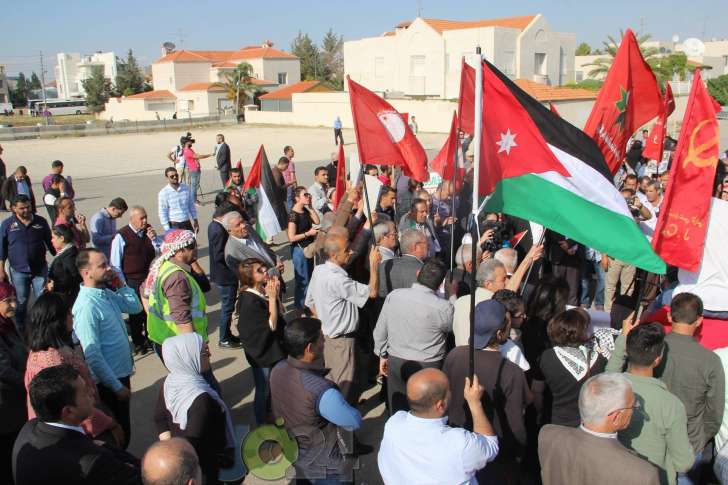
left=242, top=144, right=287, bottom=241
left=472, top=59, right=665, bottom=274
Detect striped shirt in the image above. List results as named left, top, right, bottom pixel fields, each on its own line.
left=158, top=183, right=197, bottom=230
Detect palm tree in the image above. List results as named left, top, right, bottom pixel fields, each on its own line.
left=219, top=62, right=256, bottom=120
left=586, top=30, right=661, bottom=80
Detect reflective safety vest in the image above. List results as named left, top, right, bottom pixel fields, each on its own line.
left=147, top=260, right=208, bottom=344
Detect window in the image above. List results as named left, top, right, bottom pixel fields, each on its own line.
left=535, top=53, right=547, bottom=76
left=410, top=55, right=425, bottom=77
left=277, top=72, right=287, bottom=84
left=187, top=100, right=194, bottom=111
left=502, top=51, right=516, bottom=76
left=374, top=57, right=385, bottom=78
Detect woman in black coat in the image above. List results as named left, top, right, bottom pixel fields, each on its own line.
left=47, top=224, right=82, bottom=306
left=235, top=258, right=285, bottom=425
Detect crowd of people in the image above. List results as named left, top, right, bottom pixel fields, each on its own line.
left=0, top=131, right=728, bottom=485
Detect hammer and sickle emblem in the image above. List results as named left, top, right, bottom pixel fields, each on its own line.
left=683, top=119, right=718, bottom=169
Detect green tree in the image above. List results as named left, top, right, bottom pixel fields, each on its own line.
left=585, top=30, right=661, bottom=81
left=29, top=72, right=42, bottom=91
left=575, top=42, right=592, bottom=56
left=115, top=49, right=148, bottom=96
left=653, top=52, right=688, bottom=82
left=321, top=29, right=344, bottom=90
left=82, top=65, right=113, bottom=113
left=10, top=72, right=30, bottom=106
left=291, top=31, right=325, bottom=80
left=708, top=75, right=728, bottom=105
left=219, top=62, right=257, bottom=119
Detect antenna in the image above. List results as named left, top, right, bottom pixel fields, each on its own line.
left=417, top=0, right=422, bottom=18
left=682, top=37, right=706, bottom=57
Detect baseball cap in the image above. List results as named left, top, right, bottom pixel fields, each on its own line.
left=473, top=300, right=507, bottom=349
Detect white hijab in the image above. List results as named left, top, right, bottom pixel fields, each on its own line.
left=162, top=333, right=235, bottom=447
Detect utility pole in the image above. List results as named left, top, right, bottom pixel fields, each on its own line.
left=39, top=50, right=48, bottom=125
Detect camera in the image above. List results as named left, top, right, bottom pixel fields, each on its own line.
left=481, top=220, right=510, bottom=252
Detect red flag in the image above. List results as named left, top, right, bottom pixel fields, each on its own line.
left=509, top=230, right=529, bottom=248
left=347, top=76, right=429, bottom=182
left=242, top=145, right=263, bottom=191
left=458, top=58, right=476, bottom=135
left=431, top=111, right=462, bottom=182
left=333, top=143, right=346, bottom=209
left=652, top=70, right=720, bottom=272
left=643, top=83, right=675, bottom=162
left=549, top=103, right=560, bottom=117
left=583, top=29, right=662, bottom=174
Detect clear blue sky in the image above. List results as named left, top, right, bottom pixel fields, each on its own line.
left=2, top=0, right=726, bottom=77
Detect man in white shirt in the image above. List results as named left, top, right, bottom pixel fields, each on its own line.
left=305, top=234, right=381, bottom=402
left=453, top=259, right=507, bottom=346
left=378, top=368, right=499, bottom=484
left=639, top=179, right=663, bottom=241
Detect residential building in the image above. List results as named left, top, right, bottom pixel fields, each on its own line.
left=0, top=65, right=10, bottom=107
left=259, top=80, right=334, bottom=112
left=344, top=14, right=576, bottom=99
left=56, top=51, right=117, bottom=99
left=101, top=42, right=299, bottom=120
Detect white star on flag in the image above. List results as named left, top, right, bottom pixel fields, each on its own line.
left=496, top=129, right=518, bottom=155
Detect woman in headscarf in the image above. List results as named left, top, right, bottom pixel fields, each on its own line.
left=0, top=280, right=26, bottom=484
left=23, top=292, right=121, bottom=445
left=154, top=333, right=234, bottom=484
left=236, top=258, right=285, bottom=425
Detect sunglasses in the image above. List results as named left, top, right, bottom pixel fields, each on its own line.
left=168, top=174, right=179, bottom=179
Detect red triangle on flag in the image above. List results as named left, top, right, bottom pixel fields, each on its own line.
left=243, top=145, right=264, bottom=191
left=509, top=230, right=529, bottom=248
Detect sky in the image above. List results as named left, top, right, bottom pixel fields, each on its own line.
left=2, top=0, right=727, bottom=78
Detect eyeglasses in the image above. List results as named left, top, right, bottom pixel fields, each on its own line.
left=513, top=313, right=527, bottom=319
left=608, top=401, right=641, bottom=416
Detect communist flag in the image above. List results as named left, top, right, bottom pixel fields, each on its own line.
left=333, top=143, right=346, bottom=209
left=643, top=83, right=675, bottom=162
left=652, top=69, right=720, bottom=272
left=347, top=76, right=429, bottom=182
left=584, top=29, right=662, bottom=174
left=431, top=111, right=462, bottom=183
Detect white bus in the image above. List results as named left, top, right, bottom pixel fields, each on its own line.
left=28, top=98, right=88, bottom=116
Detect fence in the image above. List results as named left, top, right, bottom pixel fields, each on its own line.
left=0, top=114, right=238, bottom=141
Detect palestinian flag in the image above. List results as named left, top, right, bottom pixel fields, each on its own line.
left=473, top=59, right=665, bottom=274
left=242, top=144, right=287, bottom=241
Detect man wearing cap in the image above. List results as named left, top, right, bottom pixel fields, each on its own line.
left=443, top=299, right=531, bottom=482
left=146, top=230, right=211, bottom=359
left=374, top=258, right=454, bottom=414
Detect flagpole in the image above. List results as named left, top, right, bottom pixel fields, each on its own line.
left=469, top=47, right=483, bottom=380
left=448, top=130, right=460, bottom=279
left=360, top=164, right=376, bottom=246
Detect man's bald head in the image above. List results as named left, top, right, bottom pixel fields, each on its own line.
left=407, top=368, right=450, bottom=416
left=142, top=438, right=201, bottom=485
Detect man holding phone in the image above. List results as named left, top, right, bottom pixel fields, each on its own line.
left=110, top=205, right=162, bottom=355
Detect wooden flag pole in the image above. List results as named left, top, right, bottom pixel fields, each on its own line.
left=468, top=47, right=483, bottom=380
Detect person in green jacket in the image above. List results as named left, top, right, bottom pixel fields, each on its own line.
left=606, top=320, right=694, bottom=485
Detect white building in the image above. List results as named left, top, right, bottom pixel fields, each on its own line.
left=344, top=14, right=576, bottom=99
left=55, top=51, right=117, bottom=99
left=0, top=65, right=10, bottom=108
left=101, top=43, right=300, bottom=120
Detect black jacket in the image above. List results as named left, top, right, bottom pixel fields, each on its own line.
left=0, top=325, right=27, bottom=435
left=2, top=175, right=36, bottom=212
left=208, top=219, right=237, bottom=286
left=12, top=419, right=142, bottom=485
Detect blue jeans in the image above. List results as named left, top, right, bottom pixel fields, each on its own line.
left=580, top=259, right=605, bottom=307
left=188, top=170, right=201, bottom=202
left=248, top=359, right=271, bottom=425
left=9, top=267, right=47, bottom=332
left=215, top=283, right=237, bottom=343
left=677, top=450, right=703, bottom=485
left=292, top=245, right=313, bottom=310
left=286, top=186, right=295, bottom=210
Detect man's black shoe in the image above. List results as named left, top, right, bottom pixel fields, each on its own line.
left=219, top=339, right=243, bottom=349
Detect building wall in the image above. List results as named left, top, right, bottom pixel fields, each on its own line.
left=516, top=15, right=576, bottom=85
left=152, top=63, right=176, bottom=91
left=260, top=58, right=301, bottom=85
left=171, top=62, right=212, bottom=91
left=56, top=52, right=116, bottom=99
left=0, top=66, right=10, bottom=105
left=574, top=54, right=604, bottom=81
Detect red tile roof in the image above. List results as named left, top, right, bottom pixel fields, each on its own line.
left=422, top=15, right=537, bottom=33
left=126, top=90, right=176, bottom=99
left=513, top=79, right=598, bottom=102
left=155, top=47, right=297, bottom=64
left=259, top=81, right=333, bottom=100
left=178, top=82, right=227, bottom=92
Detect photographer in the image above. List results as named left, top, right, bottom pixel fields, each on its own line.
left=621, top=187, right=652, bottom=222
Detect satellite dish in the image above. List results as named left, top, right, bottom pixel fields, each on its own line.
left=162, top=42, right=176, bottom=53
left=682, top=37, right=706, bottom=57
left=672, top=34, right=680, bottom=43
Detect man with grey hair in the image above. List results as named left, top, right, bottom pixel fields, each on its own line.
left=142, top=437, right=202, bottom=485
left=539, top=373, right=660, bottom=485
left=223, top=211, right=282, bottom=276
left=453, top=259, right=507, bottom=346
left=373, top=220, right=397, bottom=261
left=446, top=243, right=482, bottom=299
left=495, top=247, right=518, bottom=275
left=378, top=228, right=427, bottom=297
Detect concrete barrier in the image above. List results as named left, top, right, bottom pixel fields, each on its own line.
left=0, top=115, right=238, bottom=141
